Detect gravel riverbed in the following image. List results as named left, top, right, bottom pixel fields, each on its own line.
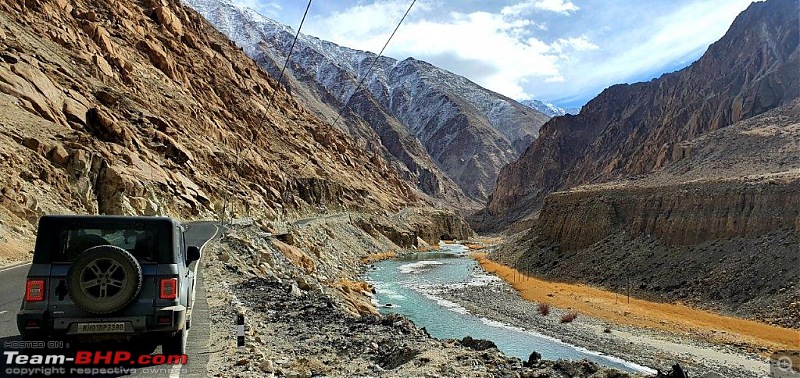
left=437, top=276, right=774, bottom=378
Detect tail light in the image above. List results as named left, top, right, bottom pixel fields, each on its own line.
left=160, top=278, right=178, bottom=300
left=25, top=279, right=45, bottom=302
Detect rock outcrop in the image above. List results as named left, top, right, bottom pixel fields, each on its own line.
left=355, top=207, right=474, bottom=248
left=539, top=180, right=800, bottom=252
left=480, top=0, right=800, bottom=229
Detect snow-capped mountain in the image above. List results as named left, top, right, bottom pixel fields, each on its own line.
left=183, top=0, right=550, bottom=204
left=519, top=100, right=575, bottom=117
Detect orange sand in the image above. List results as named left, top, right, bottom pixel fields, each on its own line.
left=360, top=251, right=397, bottom=264
left=473, top=253, right=800, bottom=352
left=334, top=278, right=372, bottom=294
left=462, top=242, right=485, bottom=250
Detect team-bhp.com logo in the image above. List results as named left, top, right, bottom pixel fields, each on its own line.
left=772, top=350, right=800, bottom=378
left=3, top=350, right=187, bottom=376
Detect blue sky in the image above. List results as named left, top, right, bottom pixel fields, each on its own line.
left=230, top=0, right=756, bottom=109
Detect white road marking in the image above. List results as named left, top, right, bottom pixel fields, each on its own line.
left=0, top=262, right=30, bottom=273
left=169, top=364, right=182, bottom=377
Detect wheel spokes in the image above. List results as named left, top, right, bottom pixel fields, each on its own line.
left=80, top=280, right=101, bottom=290
left=106, top=261, right=122, bottom=276
left=86, top=261, right=103, bottom=278
left=80, top=258, right=128, bottom=300
left=98, top=284, right=108, bottom=298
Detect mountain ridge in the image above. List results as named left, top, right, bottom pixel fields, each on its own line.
left=184, top=0, right=550, bottom=205
left=519, top=99, right=573, bottom=117
left=478, top=0, right=800, bottom=229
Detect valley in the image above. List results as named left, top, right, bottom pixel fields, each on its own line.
left=0, top=0, right=797, bottom=377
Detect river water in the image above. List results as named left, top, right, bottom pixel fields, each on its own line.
left=365, top=243, right=653, bottom=374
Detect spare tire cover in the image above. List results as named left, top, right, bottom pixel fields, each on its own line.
left=66, top=245, right=143, bottom=315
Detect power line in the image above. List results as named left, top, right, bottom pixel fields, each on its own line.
left=268, top=0, right=312, bottom=105
left=227, top=0, right=312, bottom=227
left=330, top=0, right=417, bottom=129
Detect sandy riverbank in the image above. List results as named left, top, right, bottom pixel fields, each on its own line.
left=472, top=253, right=799, bottom=352
left=428, top=253, right=793, bottom=377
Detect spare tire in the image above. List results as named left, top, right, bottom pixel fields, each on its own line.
left=67, top=245, right=143, bottom=314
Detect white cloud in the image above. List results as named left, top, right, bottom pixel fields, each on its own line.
left=269, top=0, right=754, bottom=105
left=502, top=0, right=579, bottom=16
left=550, top=35, right=599, bottom=54
left=553, top=0, right=753, bottom=101
left=305, top=2, right=576, bottom=99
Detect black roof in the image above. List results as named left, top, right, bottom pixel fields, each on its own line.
left=38, top=215, right=181, bottom=227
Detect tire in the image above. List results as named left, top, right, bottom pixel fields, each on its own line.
left=66, top=245, right=143, bottom=315
left=130, top=337, right=157, bottom=355
left=162, top=329, right=187, bottom=355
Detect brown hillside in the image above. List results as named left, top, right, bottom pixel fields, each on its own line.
left=0, top=0, right=417, bottom=263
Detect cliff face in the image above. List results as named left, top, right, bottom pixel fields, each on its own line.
left=183, top=0, right=550, bottom=206
left=497, top=100, right=800, bottom=328
left=481, top=0, right=800, bottom=227
left=0, top=0, right=419, bottom=262
left=514, top=180, right=800, bottom=328
left=539, top=180, right=800, bottom=252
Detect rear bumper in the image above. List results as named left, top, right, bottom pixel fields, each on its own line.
left=17, top=305, right=186, bottom=340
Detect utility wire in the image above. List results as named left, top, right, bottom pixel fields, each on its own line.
left=268, top=0, right=312, bottom=105
left=330, top=0, right=417, bottom=129
left=226, top=0, right=312, bottom=227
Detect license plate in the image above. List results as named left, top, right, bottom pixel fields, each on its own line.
left=76, top=322, right=126, bottom=333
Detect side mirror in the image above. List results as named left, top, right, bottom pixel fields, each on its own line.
left=187, top=245, right=201, bottom=263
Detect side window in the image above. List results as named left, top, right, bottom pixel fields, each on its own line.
left=174, top=226, right=185, bottom=264
left=181, top=233, right=187, bottom=261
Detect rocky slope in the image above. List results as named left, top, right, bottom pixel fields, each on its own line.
left=183, top=0, right=551, bottom=205
left=0, top=0, right=427, bottom=263
left=492, top=101, right=800, bottom=328
left=480, top=0, right=800, bottom=228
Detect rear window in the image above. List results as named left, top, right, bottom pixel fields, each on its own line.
left=55, top=226, right=160, bottom=263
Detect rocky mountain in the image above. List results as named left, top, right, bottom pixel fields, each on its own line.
left=479, top=0, right=800, bottom=228
left=0, top=0, right=425, bottom=262
left=519, top=99, right=572, bottom=117
left=183, top=0, right=551, bottom=206
left=493, top=99, right=800, bottom=328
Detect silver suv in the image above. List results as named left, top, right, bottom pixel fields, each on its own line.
left=17, top=215, right=201, bottom=354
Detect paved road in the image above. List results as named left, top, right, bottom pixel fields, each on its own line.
left=293, top=212, right=348, bottom=228
left=0, top=221, right=218, bottom=377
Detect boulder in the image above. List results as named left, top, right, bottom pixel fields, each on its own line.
left=48, top=145, right=69, bottom=165
left=289, top=283, right=302, bottom=298
left=81, top=22, right=115, bottom=55
left=458, top=336, right=497, bottom=351
left=92, top=54, right=114, bottom=77
left=152, top=6, right=183, bottom=36
left=271, top=240, right=316, bottom=273
left=522, top=351, right=541, bottom=367
left=62, top=97, right=88, bottom=126
left=136, top=39, right=181, bottom=82
left=85, top=107, right=127, bottom=144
